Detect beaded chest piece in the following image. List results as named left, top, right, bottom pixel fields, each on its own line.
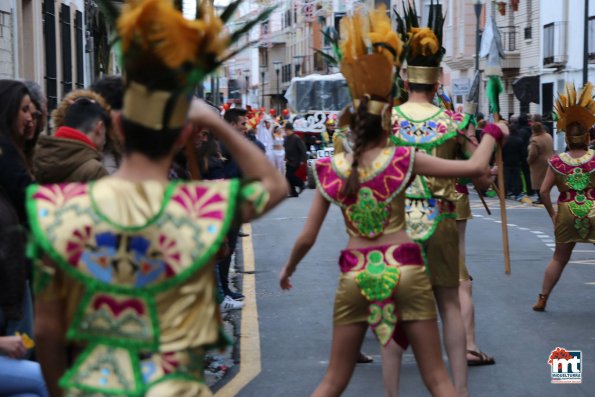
left=27, top=179, right=238, bottom=396
left=314, top=147, right=414, bottom=239
left=550, top=150, right=595, bottom=239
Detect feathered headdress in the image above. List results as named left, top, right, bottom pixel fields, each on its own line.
left=395, top=0, right=445, bottom=84
left=334, top=5, right=403, bottom=123
left=97, top=0, right=275, bottom=131
left=554, top=82, right=595, bottom=134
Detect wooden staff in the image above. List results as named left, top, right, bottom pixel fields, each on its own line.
left=493, top=114, right=511, bottom=274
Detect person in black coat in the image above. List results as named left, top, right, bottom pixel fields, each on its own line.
left=502, top=123, right=525, bottom=198
left=517, top=113, right=533, bottom=196
left=283, top=122, right=307, bottom=197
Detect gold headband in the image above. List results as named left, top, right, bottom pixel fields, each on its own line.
left=407, top=66, right=440, bottom=85
left=122, top=82, right=189, bottom=130
left=566, top=133, right=589, bottom=144
left=353, top=98, right=389, bottom=116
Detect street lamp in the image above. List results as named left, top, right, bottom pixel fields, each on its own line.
left=260, top=65, right=267, bottom=108
left=293, top=55, right=304, bottom=77
left=474, top=0, right=484, bottom=116
left=273, top=61, right=283, bottom=114
left=243, top=69, right=250, bottom=108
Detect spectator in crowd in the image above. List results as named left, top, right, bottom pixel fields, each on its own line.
left=91, top=76, right=125, bottom=174
left=531, top=113, right=551, bottom=135
left=221, top=108, right=249, bottom=178
left=502, top=121, right=525, bottom=199
left=33, top=97, right=109, bottom=183
left=271, top=125, right=286, bottom=175
left=22, top=81, right=47, bottom=168
left=197, top=130, right=226, bottom=180
left=518, top=113, right=533, bottom=197
left=0, top=80, right=34, bottom=224
left=283, top=122, right=307, bottom=197
left=247, top=128, right=266, bottom=152
left=527, top=122, right=554, bottom=204
left=0, top=80, right=47, bottom=396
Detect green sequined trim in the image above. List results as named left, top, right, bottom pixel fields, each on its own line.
left=355, top=250, right=401, bottom=301
left=394, top=106, right=443, bottom=123
left=346, top=188, right=390, bottom=238
left=88, top=181, right=178, bottom=232
left=331, top=147, right=396, bottom=182
left=240, top=181, right=270, bottom=216
left=26, top=180, right=239, bottom=296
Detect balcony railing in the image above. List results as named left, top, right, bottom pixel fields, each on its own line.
left=543, top=21, right=568, bottom=66
left=499, top=26, right=519, bottom=52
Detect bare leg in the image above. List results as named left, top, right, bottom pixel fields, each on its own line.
left=381, top=340, right=403, bottom=397
left=433, top=287, right=468, bottom=397
left=540, top=242, right=575, bottom=296
left=401, top=320, right=457, bottom=397
left=311, top=322, right=368, bottom=397
left=456, top=221, right=478, bottom=352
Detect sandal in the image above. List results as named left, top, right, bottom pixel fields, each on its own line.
left=467, top=350, right=495, bottom=366
left=357, top=352, right=374, bottom=364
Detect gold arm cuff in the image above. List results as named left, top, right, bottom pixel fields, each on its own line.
left=353, top=99, right=389, bottom=116
left=406, top=66, right=440, bottom=85
left=123, top=82, right=189, bottom=130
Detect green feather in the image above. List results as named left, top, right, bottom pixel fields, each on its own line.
left=96, top=0, right=120, bottom=28
left=220, top=0, right=244, bottom=24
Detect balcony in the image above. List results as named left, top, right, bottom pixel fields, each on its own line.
left=543, top=21, right=568, bottom=67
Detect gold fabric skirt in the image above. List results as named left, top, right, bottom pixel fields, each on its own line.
left=555, top=202, right=595, bottom=243
left=454, top=193, right=473, bottom=221
left=422, top=218, right=460, bottom=288
left=333, top=244, right=436, bottom=327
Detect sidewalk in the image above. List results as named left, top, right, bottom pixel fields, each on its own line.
left=205, top=251, right=243, bottom=388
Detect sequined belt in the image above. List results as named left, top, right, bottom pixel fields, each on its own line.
left=338, top=243, right=424, bottom=346
left=557, top=188, right=595, bottom=203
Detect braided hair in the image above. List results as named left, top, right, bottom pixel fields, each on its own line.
left=341, top=95, right=386, bottom=197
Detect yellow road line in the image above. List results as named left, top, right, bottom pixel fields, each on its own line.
left=215, top=223, right=261, bottom=396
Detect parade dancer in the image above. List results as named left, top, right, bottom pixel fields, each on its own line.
left=387, top=3, right=494, bottom=396
left=533, top=82, right=595, bottom=311
left=28, top=1, right=285, bottom=396
left=279, top=7, right=506, bottom=396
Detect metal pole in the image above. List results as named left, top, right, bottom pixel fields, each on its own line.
left=584, top=0, right=590, bottom=85
left=261, top=71, right=265, bottom=107
left=276, top=69, right=280, bottom=114
left=475, top=3, right=482, bottom=116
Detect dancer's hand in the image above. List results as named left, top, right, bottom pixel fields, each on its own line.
left=279, top=265, right=294, bottom=290
left=0, top=336, right=27, bottom=359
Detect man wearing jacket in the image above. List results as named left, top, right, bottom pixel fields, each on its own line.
left=33, top=98, right=109, bottom=183
left=283, top=122, right=307, bottom=197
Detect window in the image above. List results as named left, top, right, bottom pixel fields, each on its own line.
left=524, top=26, right=532, bottom=40
left=75, top=11, right=84, bottom=89
left=43, top=1, right=58, bottom=112
left=589, top=16, right=595, bottom=60
left=422, top=0, right=442, bottom=27
left=60, top=4, right=72, bottom=96
left=543, top=22, right=568, bottom=66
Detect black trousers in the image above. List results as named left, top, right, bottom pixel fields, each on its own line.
left=286, top=163, right=304, bottom=195
left=504, top=165, right=522, bottom=196
left=217, top=225, right=240, bottom=295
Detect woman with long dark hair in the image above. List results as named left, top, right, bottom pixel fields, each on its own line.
left=0, top=80, right=48, bottom=396
left=279, top=8, right=506, bottom=397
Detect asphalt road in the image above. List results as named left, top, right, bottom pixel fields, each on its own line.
left=231, top=189, right=595, bottom=397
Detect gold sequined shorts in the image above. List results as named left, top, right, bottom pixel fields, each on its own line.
left=455, top=193, right=473, bottom=221
left=422, top=218, right=460, bottom=288
left=333, top=243, right=437, bottom=326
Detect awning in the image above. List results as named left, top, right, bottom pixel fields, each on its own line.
left=512, top=76, right=540, bottom=104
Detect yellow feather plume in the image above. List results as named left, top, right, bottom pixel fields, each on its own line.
left=368, top=5, right=403, bottom=66
left=566, top=83, right=577, bottom=106
left=409, top=27, right=439, bottom=58
left=578, top=82, right=593, bottom=107
left=339, top=9, right=368, bottom=62
left=117, top=0, right=228, bottom=70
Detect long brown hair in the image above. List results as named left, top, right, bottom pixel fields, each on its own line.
left=341, top=95, right=386, bottom=197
